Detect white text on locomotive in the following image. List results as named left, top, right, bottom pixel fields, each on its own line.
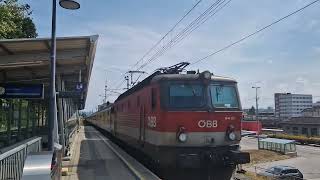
left=198, top=120, right=218, bottom=128
left=147, top=116, right=157, bottom=128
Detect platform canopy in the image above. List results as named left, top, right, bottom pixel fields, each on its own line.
left=0, top=35, right=99, bottom=109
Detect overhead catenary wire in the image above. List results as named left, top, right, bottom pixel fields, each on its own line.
left=173, top=0, right=232, bottom=45
left=110, top=0, right=203, bottom=90
left=135, top=0, right=224, bottom=71
left=133, top=0, right=230, bottom=83
left=130, top=0, right=203, bottom=69
left=135, top=0, right=232, bottom=72
left=114, top=79, right=126, bottom=91
left=190, top=0, right=320, bottom=65
left=111, top=0, right=320, bottom=91
left=132, top=73, right=144, bottom=86
left=115, top=0, right=231, bottom=88
left=167, top=0, right=228, bottom=47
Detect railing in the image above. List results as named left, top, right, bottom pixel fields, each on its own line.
left=0, top=137, right=42, bottom=180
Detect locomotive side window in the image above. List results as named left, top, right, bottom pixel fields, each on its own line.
left=168, top=83, right=205, bottom=108
left=151, top=88, right=157, bottom=111
left=209, top=84, right=239, bottom=108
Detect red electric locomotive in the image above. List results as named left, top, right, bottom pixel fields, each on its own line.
left=87, top=62, right=250, bottom=178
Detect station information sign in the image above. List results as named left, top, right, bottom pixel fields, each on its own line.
left=0, top=84, right=44, bottom=99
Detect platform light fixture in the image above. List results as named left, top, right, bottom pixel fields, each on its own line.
left=48, top=0, right=80, bottom=152
left=59, top=0, right=80, bottom=10
left=252, top=86, right=261, bottom=148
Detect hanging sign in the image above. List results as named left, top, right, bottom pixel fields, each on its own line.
left=0, top=84, right=44, bottom=99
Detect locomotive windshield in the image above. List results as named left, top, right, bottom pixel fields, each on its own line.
left=168, top=83, right=205, bottom=108
left=209, top=84, right=239, bottom=108
left=163, top=80, right=240, bottom=110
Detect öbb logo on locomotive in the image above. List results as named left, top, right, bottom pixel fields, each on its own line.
left=198, top=120, right=218, bottom=128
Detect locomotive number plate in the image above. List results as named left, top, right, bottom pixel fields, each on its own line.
left=198, top=120, right=218, bottom=128
left=147, top=116, right=157, bottom=128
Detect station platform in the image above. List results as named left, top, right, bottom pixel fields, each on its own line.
left=62, top=126, right=160, bottom=180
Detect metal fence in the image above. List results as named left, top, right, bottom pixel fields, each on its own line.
left=0, top=137, right=42, bottom=180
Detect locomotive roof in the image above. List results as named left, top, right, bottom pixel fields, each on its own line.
left=151, top=73, right=237, bottom=83
left=115, top=72, right=237, bottom=102
left=87, top=105, right=112, bottom=118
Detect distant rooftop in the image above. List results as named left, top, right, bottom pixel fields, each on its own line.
left=275, top=93, right=312, bottom=96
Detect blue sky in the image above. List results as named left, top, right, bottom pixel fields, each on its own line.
left=23, top=0, right=320, bottom=110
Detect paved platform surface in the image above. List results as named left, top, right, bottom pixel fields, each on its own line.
left=62, top=126, right=136, bottom=180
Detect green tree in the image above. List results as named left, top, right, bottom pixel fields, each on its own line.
left=248, top=106, right=256, bottom=115
left=0, top=0, right=37, bottom=39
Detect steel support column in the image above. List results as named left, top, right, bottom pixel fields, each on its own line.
left=57, top=75, right=66, bottom=154
left=26, top=102, right=30, bottom=138
left=18, top=100, right=22, bottom=141
left=32, top=103, right=36, bottom=136
left=48, top=0, right=58, bottom=151
left=6, top=100, right=12, bottom=145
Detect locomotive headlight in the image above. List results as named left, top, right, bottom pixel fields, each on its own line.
left=177, top=126, right=187, bottom=142
left=178, top=133, right=188, bottom=142
left=228, top=132, right=236, bottom=141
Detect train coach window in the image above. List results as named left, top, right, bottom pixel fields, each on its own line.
left=151, top=88, right=157, bottom=110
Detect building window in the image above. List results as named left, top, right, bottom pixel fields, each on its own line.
left=292, top=127, right=299, bottom=135
left=302, top=128, right=308, bottom=136
left=286, top=126, right=290, bottom=133
left=311, top=128, right=318, bottom=136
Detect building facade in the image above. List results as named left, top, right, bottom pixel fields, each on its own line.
left=281, top=117, right=320, bottom=137
left=302, top=106, right=320, bottom=117
left=313, top=101, right=320, bottom=107
left=275, top=93, right=313, bottom=120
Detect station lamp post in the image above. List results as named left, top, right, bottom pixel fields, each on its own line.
left=48, top=0, right=80, bottom=151
left=252, top=86, right=261, bottom=148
